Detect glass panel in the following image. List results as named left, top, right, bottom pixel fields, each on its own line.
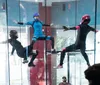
left=0, top=0, right=99, bottom=85
left=51, top=0, right=98, bottom=85
left=51, top=1, right=76, bottom=85
left=7, top=0, right=39, bottom=85
left=96, top=0, right=100, bottom=63
left=0, top=0, right=8, bottom=85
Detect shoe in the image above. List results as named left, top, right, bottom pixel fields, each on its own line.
left=57, top=64, right=63, bottom=69
left=32, top=50, right=37, bottom=54
left=87, top=63, right=91, bottom=67
left=28, top=63, right=35, bottom=67
left=51, top=49, right=57, bottom=54
left=23, top=60, right=28, bottom=64
left=63, top=26, right=69, bottom=31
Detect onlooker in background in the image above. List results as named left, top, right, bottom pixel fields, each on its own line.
left=84, top=63, right=100, bottom=85
left=59, top=76, right=71, bottom=85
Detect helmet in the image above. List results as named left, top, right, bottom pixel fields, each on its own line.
left=84, top=63, right=100, bottom=82
left=80, top=14, right=90, bottom=24
left=33, top=13, right=39, bottom=17
left=10, top=30, right=18, bottom=39
left=62, top=76, right=66, bottom=79
left=82, top=14, right=90, bottom=21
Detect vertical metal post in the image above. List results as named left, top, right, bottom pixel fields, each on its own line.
left=18, top=0, right=23, bottom=84
left=67, top=53, right=70, bottom=83
left=75, top=0, right=77, bottom=25
left=5, top=0, right=10, bottom=85
left=94, top=0, right=97, bottom=64
left=44, top=0, right=48, bottom=85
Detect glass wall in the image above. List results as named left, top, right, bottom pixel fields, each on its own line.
left=0, top=0, right=100, bottom=85
left=52, top=0, right=100, bottom=85
left=0, top=0, right=38, bottom=85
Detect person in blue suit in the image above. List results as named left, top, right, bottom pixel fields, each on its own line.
left=16, top=13, right=56, bottom=52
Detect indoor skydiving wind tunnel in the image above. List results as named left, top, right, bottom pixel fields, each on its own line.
left=0, top=0, right=100, bottom=85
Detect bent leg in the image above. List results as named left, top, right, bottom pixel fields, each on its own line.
left=28, top=36, right=38, bottom=52
left=17, top=49, right=28, bottom=63
left=25, top=36, right=38, bottom=57
left=27, top=40, right=36, bottom=53
left=23, top=39, right=36, bottom=63
left=59, top=44, right=76, bottom=66
left=46, top=36, right=55, bottom=49
left=28, top=50, right=39, bottom=67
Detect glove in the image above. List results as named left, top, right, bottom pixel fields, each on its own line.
left=50, top=23, right=54, bottom=26
left=96, top=30, right=99, bottom=33
left=50, top=23, right=55, bottom=28
left=17, top=22, right=23, bottom=25
left=63, top=26, right=69, bottom=31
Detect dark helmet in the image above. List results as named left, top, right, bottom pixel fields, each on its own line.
left=62, top=76, right=66, bottom=79
left=10, top=30, right=18, bottom=39
left=84, top=63, right=100, bottom=85
left=80, top=14, right=91, bottom=24
left=33, top=13, right=39, bottom=18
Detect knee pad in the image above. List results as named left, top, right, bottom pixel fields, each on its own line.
left=62, top=48, right=66, bottom=52
left=32, top=50, right=39, bottom=55
left=46, top=36, right=51, bottom=40
left=32, top=37, right=37, bottom=41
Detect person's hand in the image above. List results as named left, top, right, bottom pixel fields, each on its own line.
left=50, top=23, right=55, bottom=28
left=63, top=26, right=69, bottom=31
left=96, top=30, right=99, bottom=33
left=0, top=42, right=3, bottom=44
left=0, top=41, right=7, bottom=44
left=13, top=20, right=23, bottom=25
left=11, top=53, right=13, bottom=56
left=50, top=24, right=62, bottom=29
left=17, top=22, right=23, bottom=25
left=13, top=20, right=18, bottom=24
left=50, top=23, right=54, bottom=26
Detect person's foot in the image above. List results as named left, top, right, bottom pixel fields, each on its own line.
left=28, top=63, right=35, bottom=67
left=63, top=26, right=69, bottom=31
left=87, top=63, right=91, bottom=67
left=57, top=64, right=63, bottom=69
left=32, top=50, right=37, bottom=54
left=51, top=49, right=57, bottom=54
left=23, top=60, right=28, bottom=64
left=32, top=50, right=39, bottom=56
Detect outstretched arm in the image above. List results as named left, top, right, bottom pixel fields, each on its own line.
left=0, top=39, right=10, bottom=44
left=13, top=20, right=33, bottom=25
left=43, top=24, right=50, bottom=26
left=43, top=23, right=54, bottom=27
left=0, top=40, right=8, bottom=44
left=13, top=20, right=24, bottom=25
left=63, top=25, right=79, bottom=31
left=90, top=27, right=98, bottom=33
left=17, top=22, right=24, bottom=25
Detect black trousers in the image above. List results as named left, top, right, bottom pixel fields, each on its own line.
left=17, top=42, right=38, bottom=64
left=59, top=42, right=90, bottom=66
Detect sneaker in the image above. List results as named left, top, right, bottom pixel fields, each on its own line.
left=57, top=65, right=63, bottom=69
left=87, top=63, right=91, bottom=67
left=28, top=63, right=35, bottom=67
left=51, top=49, right=57, bottom=54
left=23, top=60, right=28, bottom=64
left=32, top=50, right=37, bottom=54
